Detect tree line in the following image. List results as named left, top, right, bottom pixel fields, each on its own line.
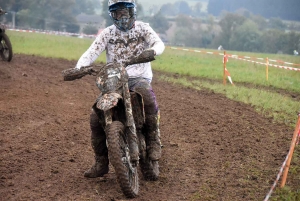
left=0, top=0, right=100, bottom=32
left=207, top=0, right=300, bottom=21
left=146, top=1, right=300, bottom=55
left=1, top=0, right=299, bottom=54
left=166, top=12, right=300, bottom=55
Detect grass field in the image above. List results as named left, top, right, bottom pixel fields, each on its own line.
left=6, top=30, right=300, bottom=200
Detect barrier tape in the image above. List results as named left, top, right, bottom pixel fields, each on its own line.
left=263, top=152, right=290, bottom=201
left=228, top=56, right=300, bottom=72
left=170, top=47, right=224, bottom=56
left=228, top=54, right=300, bottom=67
left=169, top=47, right=300, bottom=72
left=267, top=59, right=300, bottom=67
left=265, top=114, right=300, bottom=201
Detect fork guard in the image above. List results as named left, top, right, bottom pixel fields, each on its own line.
left=96, top=93, right=123, bottom=111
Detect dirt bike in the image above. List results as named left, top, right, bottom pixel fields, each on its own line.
left=0, top=9, right=13, bottom=62
left=62, top=50, right=159, bottom=198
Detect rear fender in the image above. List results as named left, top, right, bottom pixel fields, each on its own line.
left=96, top=93, right=123, bottom=111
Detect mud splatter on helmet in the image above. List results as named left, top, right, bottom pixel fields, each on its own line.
left=108, top=0, right=136, bottom=32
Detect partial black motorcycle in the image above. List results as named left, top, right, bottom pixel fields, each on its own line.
left=0, top=8, right=13, bottom=62
left=62, top=50, right=159, bottom=198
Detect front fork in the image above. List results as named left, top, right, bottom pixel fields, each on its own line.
left=104, top=109, right=137, bottom=170
left=104, top=110, right=113, bottom=126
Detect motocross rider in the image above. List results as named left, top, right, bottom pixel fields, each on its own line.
left=75, top=0, right=165, bottom=178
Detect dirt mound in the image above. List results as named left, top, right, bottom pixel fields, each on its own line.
left=0, top=54, right=293, bottom=200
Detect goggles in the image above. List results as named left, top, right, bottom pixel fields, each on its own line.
left=110, top=8, right=133, bottom=20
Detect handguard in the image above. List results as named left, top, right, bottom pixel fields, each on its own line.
left=125, top=49, right=156, bottom=66
left=62, top=67, right=94, bottom=81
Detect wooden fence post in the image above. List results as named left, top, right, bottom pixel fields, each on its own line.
left=280, top=114, right=300, bottom=187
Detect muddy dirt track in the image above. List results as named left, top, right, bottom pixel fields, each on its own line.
left=0, top=54, right=295, bottom=201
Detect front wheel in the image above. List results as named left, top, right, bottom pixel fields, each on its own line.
left=0, top=34, right=13, bottom=62
left=106, top=121, right=139, bottom=198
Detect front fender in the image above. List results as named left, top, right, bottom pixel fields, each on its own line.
left=96, top=93, right=122, bottom=111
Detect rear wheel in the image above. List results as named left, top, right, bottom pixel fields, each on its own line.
left=106, top=121, right=139, bottom=198
left=0, top=34, right=13, bottom=62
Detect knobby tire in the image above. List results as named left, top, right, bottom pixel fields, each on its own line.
left=106, top=121, right=139, bottom=198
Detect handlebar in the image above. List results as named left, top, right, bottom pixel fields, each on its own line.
left=62, top=49, right=156, bottom=81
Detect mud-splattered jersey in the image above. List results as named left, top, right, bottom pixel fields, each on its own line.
left=75, top=21, right=165, bottom=81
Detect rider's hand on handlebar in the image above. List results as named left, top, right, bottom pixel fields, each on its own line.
left=124, top=49, right=156, bottom=66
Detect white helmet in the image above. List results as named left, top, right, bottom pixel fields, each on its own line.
left=108, top=0, right=137, bottom=32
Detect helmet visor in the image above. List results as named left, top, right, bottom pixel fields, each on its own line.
left=110, top=8, right=133, bottom=20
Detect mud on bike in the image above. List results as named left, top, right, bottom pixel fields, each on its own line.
left=62, top=49, right=160, bottom=198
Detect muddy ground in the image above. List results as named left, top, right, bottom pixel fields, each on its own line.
left=0, top=54, right=295, bottom=201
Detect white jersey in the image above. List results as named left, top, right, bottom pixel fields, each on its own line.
left=76, top=21, right=165, bottom=81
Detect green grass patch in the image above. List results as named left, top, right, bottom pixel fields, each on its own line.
left=153, top=48, right=300, bottom=93
left=8, top=30, right=106, bottom=62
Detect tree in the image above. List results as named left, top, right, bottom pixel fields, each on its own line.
left=160, top=3, right=177, bottom=17
left=229, top=20, right=261, bottom=52
left=100, top=0, right=112, bottom=27
left=83, top=24, right=98, bottom=35
left=207, top=0, right=220, bottom=16
left=175, top=14, right=193, bottom=28
left=160, top=1, right=192, bottom=17
left=174, top=1, right=192, bottom=16
left=192, top=2, right=202, bottom=17
left=73, top=0, right=100, bottom=15
left=148, top=12, right=170, bottom=34
left=218, top=13, right=246, bottom=49
left=250, top=14, right=267, bottom=31
left=0, top=0, right=11, bottom=10
left=172, top=14, right=203, bottom=48
left=268, top=17, right=286, bottom=31
left=207, top=0, right=300, bottom=21
left=45, top=0, right=79, bottom=32
left=2, top=0, right=98, bottom=32
left=281, top=31, right=300, bottom=54
left=260, top=29, right=284, bottom=53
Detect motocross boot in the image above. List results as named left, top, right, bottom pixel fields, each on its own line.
left=145, top=113, right=162, bottom=161
left=84, top=137, right=109, bottom=178
left=84, top=111, right=109, bottom=178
